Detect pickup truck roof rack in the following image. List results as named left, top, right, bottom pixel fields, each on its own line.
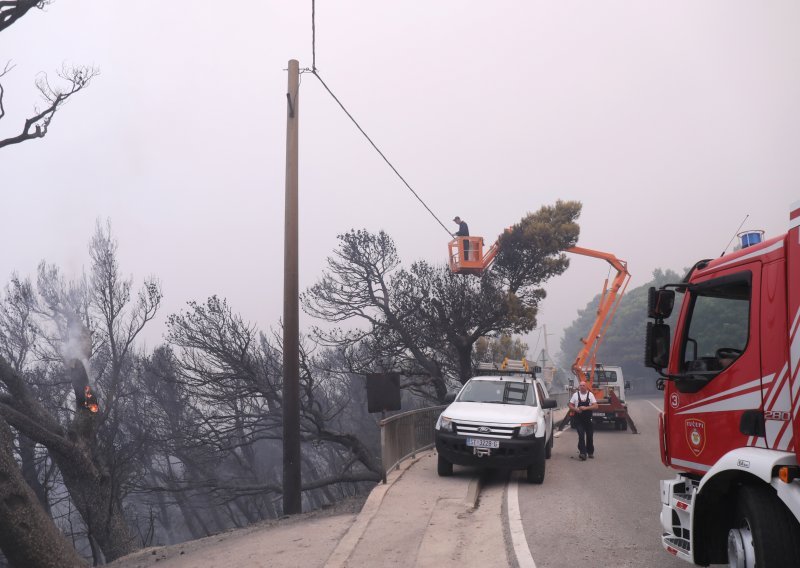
left=475, top=358, right=540, bottom=379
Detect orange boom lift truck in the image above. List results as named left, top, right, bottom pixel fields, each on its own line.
left=448, top=233, right=637, bottom=433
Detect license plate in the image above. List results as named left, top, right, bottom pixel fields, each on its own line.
left=466, top=438, right=499, bottom=449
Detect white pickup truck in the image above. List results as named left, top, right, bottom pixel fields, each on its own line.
left=434, top=362, right=557, bottom=484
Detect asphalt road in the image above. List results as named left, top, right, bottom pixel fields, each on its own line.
left=495, top=396, right=688, bottom=568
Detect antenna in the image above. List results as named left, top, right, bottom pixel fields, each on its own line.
left=720, top=214, right=748, bottom=257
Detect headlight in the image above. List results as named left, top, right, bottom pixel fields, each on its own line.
left=518, top=422, right=537, bottom=437
left=436, top=415, right=454, bottom=432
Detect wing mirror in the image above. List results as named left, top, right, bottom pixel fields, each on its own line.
left=645, top=322, right=671, bottom=369
left=541, top=398, right=558, bottom=409
left=648, top=287, right=675, bottom=319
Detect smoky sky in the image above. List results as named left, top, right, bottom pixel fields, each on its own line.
left=1, top=1, right=797, bottom=362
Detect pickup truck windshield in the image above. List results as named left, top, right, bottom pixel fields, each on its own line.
left=458, top=380, right=535, bottom=405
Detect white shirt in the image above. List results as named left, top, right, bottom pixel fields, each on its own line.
left=569, top=391, right=598, bottom=406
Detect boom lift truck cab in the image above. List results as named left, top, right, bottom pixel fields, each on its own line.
left=645, top=201, right=800, bottom=567
left=579, top=365, right=632, bottom=430
left=434, top=359, right=557, bottom=484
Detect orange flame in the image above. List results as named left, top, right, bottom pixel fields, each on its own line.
left=83, top=385, right=99, bottom=413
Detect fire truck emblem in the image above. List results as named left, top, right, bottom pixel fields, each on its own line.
left=685, top=419, right=706, bottom=457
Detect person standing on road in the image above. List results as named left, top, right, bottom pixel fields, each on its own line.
left=568, top=381, right=599, bottom=461
left=453, top=216, right=470, bottom=260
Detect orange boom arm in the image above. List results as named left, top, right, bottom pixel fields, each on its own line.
left=566, top=246, right=630, bottom=390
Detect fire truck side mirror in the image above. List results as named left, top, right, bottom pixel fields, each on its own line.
left=645, top=322, right=671, bottom=369
left=647, top=287, right=675, bottom=319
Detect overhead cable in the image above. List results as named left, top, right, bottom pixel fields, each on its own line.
left=308, top=0, right=452, bottom=237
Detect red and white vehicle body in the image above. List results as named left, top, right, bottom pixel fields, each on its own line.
left=646, top=201, right=800, bottom=567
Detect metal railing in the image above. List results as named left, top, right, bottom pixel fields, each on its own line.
left=380, top=405, right=446, bottom=483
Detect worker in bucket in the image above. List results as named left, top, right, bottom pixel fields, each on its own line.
left=568, top=381, right=598, bottom=461
left=452, top=216, right=470, bottom=260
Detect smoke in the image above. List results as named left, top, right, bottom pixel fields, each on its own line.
left=62, top=313, right=92, bottom=386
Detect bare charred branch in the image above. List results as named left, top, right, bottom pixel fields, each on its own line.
left=0, top=63, right=98, bottom=149
left=0, top=0, right=49, bottom=33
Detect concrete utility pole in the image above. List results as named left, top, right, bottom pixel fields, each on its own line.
left=282, top=59, right=301, bottom=515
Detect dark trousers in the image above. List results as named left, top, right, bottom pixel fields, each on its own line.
left=576, top=415, right=594, bottom=456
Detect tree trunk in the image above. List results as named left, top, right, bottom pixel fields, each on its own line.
left=457, top=341, right=473, bottom=385
left=18, top=433, right=50, bottom=514
left=0, top=417, right=88, bottom=568
left=52, top=443, right=136, bottom=562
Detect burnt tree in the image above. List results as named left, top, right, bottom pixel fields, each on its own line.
left=303, top=201, right=582, bottom=400
left=0, top=222, right=161, bottom=562
left=0, top=414, right=87, bottom=568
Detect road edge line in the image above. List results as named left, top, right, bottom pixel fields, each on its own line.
left=647, top=400, right=662, bottom=413
left=507, top=471, right=537, bottom=568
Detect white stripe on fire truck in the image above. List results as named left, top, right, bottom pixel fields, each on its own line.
left=780, top=366, right=800, bottom=450
left=676, top=388, right=763, bottom=415
left=764, top=365, right=788, bottom=411
left=793, top=321, right=800, bottom=401
left=677, top=377, right=766, bottom=412
left=708, top=240, right=784, bottom=271
left=670, top=458, right=711, bottom=472
left=771, top=374, right=793, bottom=450
left=768, top=365, right=792, bottom=449
left=784, top=306, right=800, bottom=449
left=765, top=390, right=793, bottom=450
left=744, top=369, right=784, bottom=446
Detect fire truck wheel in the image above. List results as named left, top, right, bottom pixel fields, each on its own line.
left=619, top=419, right=628, bottom=431
left=545, top=433, right=553, bottom=459
left=728, top=485, right=800, bottom=567
left=437, top=454, right=453, bottom=477
left=526, top=443, right=546, bottom=484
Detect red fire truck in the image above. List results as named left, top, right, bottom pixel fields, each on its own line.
left=645, top=200, right=800, bottom=567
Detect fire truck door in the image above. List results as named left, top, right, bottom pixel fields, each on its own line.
left=667, top=264, right=761, bottom=473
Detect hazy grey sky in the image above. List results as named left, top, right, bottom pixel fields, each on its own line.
left=1, top=1, right=798, bottom=362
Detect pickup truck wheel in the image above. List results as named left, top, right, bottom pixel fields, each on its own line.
left=437, top=454, right=453, bottom=477
left=526, top=443, right=546, bottom=484
left=545, top=432, right=553, bottom=459
left=727, top=485, right=800, bottom=567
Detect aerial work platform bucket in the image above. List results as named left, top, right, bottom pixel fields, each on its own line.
left=448, top=236, right=503, bottom=275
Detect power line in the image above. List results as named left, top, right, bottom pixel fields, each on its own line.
left=311, top=71, right=452, bottom=236
left=308, top=1, right=452, bottom=237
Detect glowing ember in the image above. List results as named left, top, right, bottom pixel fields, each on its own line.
left=83, top=385, right=99, bottom=413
